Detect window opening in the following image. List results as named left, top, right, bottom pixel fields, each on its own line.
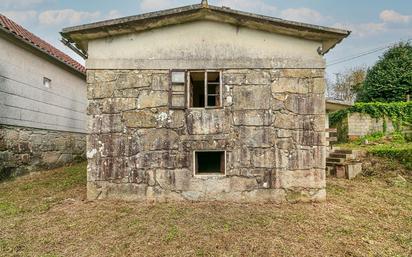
left=195, top=151, right=225, bottom=175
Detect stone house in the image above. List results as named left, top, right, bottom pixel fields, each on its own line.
left=61, top=1, right=350, bottom=202
left=0, top=14, right=87, bottom=179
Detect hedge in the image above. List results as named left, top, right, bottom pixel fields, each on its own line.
left=368, top=144, right=412, bottom=170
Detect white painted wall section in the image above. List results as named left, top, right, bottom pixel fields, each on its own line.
left=0, top=36, right=87, bottom=133
left=87, top=20, right=324, bottom=70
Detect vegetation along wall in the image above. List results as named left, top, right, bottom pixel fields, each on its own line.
left=329, top=102, right=412, bottom=142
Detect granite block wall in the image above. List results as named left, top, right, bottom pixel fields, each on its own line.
left=0, top=125, right=86, bottom=180
left=86, top=68, right=327, bottom=202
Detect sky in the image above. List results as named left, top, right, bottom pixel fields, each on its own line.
left=1, top=0, right=412, bottom=81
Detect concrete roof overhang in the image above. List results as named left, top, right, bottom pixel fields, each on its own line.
left=61, top=3, right=350, bottom=58
left=326, top=99, right=353, bottom=113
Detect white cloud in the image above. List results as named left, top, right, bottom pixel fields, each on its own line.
left=217, top=0, right=277, bottom=15
left=38, top=9, right=101, bottom=26
left=334, top=22, right=386, bottom=37
left=379, top=10, right=411, bottom=24
left=280, top=8, right=324, bottom=24
left=3, top=9, right=121, bottom=27
left=333, top=10, right=412, bottom=38
left=2, top=10, right=38, bottom=24
left=0, top=0, right=44, bottom=9
left=139, top=0, right=179, bottom=12
left=138, top=0, right=277, bottom=16
left=106, top=10, right=122, bottom=20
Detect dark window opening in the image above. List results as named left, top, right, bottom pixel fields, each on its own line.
left=195, top=151, right=225, bottom=175
left=190, top=71, right=221, bottom=108
left=190, top=72, right=205, bottom=107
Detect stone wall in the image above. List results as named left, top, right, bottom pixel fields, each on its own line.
left=0, top=125, right=86, bottom=180
left=332, top=113, right=397, bottom=142
left=347, top=113, right=395, bottom=140
left=86, top=68, right=327, bottom=203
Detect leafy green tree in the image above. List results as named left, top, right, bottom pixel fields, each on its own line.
left=356, top=42, right=412, bottom=102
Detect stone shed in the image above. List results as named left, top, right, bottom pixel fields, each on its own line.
left=61, top=1, right=350, bottom=202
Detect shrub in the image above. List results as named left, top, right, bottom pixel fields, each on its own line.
left=369, top=145, right=412, bottom=170
left=352, top=132, right=384, bottom=145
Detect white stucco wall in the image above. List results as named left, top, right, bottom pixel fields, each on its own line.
left=0, top=35, right=87, bottom=133
left=87, top=20, right=325, bottom=70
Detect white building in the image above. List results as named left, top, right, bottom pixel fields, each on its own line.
left=0, top=14, right=87, bottom=179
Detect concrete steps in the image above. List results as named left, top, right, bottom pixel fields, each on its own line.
left=326, top=147, right=363, bottom=180
left=326, top=157, right=345, bottom=164
left=333, top=149, right=353, bottom=155
left=329, top=153, right=354, bottom=159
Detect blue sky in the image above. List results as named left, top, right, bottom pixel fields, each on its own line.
left=1, top=0, right=412, bottom=80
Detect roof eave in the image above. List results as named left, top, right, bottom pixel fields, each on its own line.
left=326, top=99, right=353, bottom=112
left=61, top=4, right=350, bottom=55
left=0, top=25, right=86, bottom=77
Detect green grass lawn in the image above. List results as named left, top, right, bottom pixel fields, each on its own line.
left=0, top=162, right=411, bottom=257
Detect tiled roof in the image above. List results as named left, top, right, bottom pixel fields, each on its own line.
left=0, top=14, right=86, bottom=74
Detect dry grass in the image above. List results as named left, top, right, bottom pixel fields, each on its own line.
left=0, top=162, right=411, bottom=257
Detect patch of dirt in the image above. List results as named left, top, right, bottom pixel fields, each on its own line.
left=0, top=162, right=411, bottom=257
left=361, top=155, right=411, bottom=181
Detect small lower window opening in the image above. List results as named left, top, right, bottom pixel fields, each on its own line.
left=195, top=151, right=225, bottom=175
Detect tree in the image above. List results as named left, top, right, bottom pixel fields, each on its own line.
left=356, top=42, right=412, bottom=102
left=327, top=67, right=367, bottom=103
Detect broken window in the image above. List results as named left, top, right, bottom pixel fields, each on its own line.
left=190, top=72, right=205, bottom=107
left=169, top=70, right=222, bottom=109
left=189, top=71, right=222, bottom=108
left=194, top=151, right=226, bottom=175
left=169, top=70, right=186, bottom=109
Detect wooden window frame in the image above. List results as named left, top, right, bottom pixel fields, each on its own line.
left=169, top=69, right=187, bottom=110
left=193, top=150, right=226, bottom=177
left=187, top=70, right=223, bottom=109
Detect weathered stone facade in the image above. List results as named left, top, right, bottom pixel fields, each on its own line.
left=86, top=68, right=327, bottom=202
left=0, top=125, right=86, bottom=180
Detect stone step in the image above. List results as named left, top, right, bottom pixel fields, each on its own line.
left=326, top=162, right=343, bottom=167
left=333, top=149, right=353, bottom=154
left=326, top=166, right=334, bottom=176
left=326, top=157, right=345, bottom=164
left=329, top=153, right=354, bottom=160
left=347, top=163, right=363, bottom=179
left=326, top=162, right=363, bottom=179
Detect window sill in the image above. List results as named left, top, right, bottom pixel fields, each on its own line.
left=188, top=107, right=224, bottom=110
left=194, top=173, right=226, bottom=178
